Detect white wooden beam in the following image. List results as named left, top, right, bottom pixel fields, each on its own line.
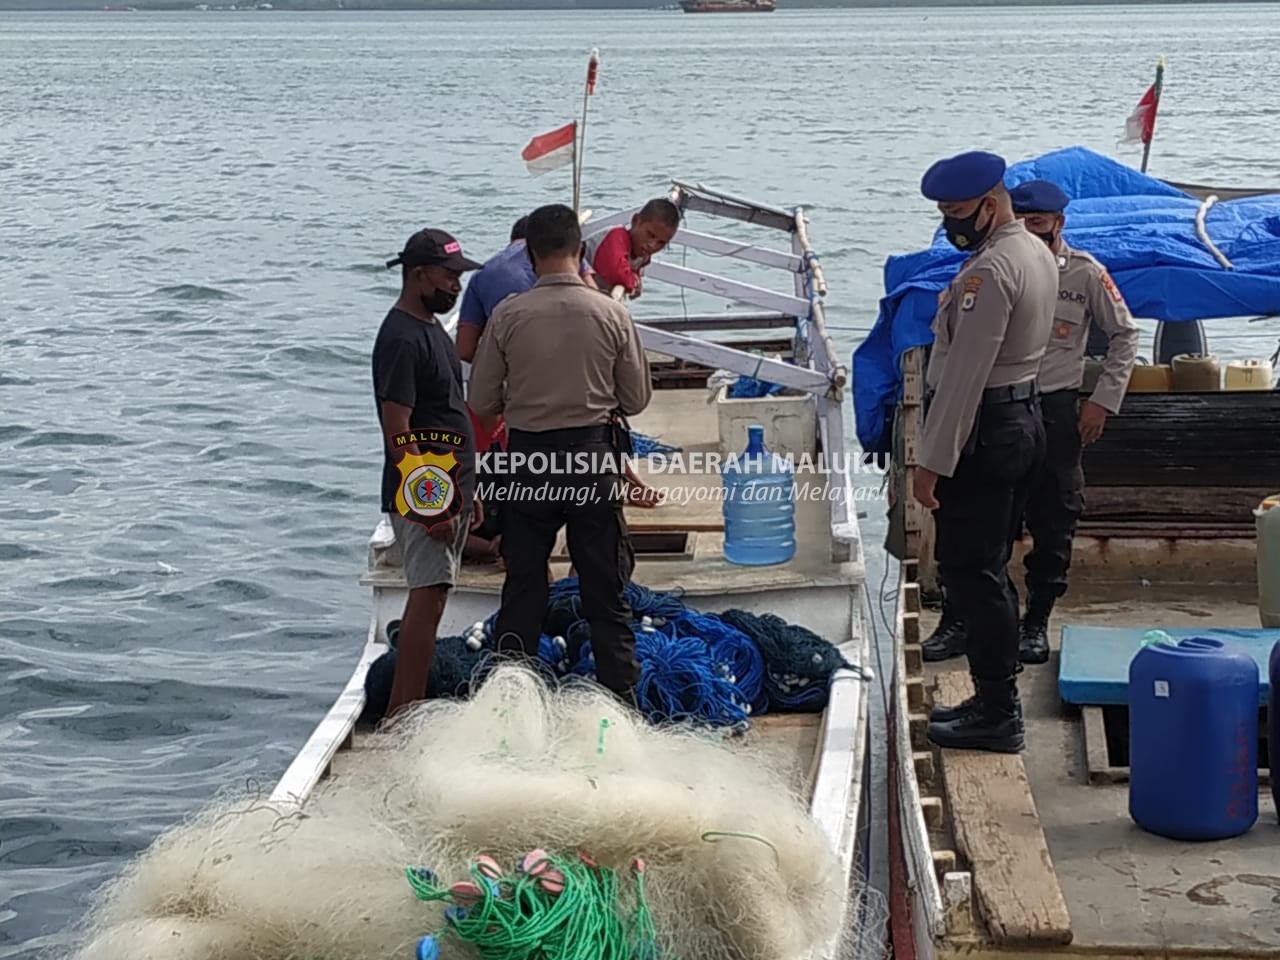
left=808, top=299, right=848, bottom=387
left=643, top=261, right=810, bottom=316
left=793, top=208, right=828, bottom=297
left=818, top=394, right=859, bottom=564
left=269, top=633, right=383, bottom=810
left=639, top=312, right=795, bottom=332
left=634, top=323, right=831, bottom=395
left=580, top=204, right=642, bottom=242
left=671, top=228, right=802, bottom=272
left=670, top=179, right=797, bottom=226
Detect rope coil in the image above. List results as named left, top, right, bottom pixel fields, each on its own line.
left=365, top=580, right=851, bottom=728
left=406, top=850, right=658, bottom=960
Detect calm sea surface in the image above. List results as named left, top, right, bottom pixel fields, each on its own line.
left=1, top=4, right=1276, bottom=956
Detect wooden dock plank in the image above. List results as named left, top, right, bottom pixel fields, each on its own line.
left=934, top=671, right=1073, bottom=947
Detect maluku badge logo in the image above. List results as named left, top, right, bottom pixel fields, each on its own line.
left=394, top=448, right=462, bottom=530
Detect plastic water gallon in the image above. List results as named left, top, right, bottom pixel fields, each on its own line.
left=1129, top=637, right=1259, bottom=841
left=1255, top=495, right=1280, bottom=628
left=1170, top=353, right=1222, bottom=391
left=721, top=424, right=796, bottom=566
left=1128, top=363, right=1174, bottom=393
left=1225, top=359, right=1275, bottom=391
left=1270, top=641, right=1280, bottom=822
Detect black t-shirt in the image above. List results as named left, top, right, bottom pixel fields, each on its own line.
left=371, top=307, right=475, bottom=515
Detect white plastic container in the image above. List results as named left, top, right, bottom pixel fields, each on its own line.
left=1225, top=359, right=1274, bottom=391
left=714, top=383, right=817, bottom=462
left=1254, top=495, right=1280, bottom=628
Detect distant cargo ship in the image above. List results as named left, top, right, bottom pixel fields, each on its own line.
left=679, top=0, right=775, bottom=12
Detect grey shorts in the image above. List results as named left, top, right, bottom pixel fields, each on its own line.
left=390, top=505, right=472, bottom=590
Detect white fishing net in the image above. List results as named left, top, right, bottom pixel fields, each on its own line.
left=61, top=665, right=890, bottom=960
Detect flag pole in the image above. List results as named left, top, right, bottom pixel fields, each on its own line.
left=572, top=48, right=599, bottom=216
left=1140, top=55, right=1165, bottom=174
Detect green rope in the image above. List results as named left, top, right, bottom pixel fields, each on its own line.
left=407, top=849, right=661, bottom=960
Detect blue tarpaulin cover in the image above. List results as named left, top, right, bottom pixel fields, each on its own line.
left=852, top=145, right=1280, bottom=457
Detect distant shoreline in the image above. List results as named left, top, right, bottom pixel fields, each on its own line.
left=4, top=0, right=1273, bottom=10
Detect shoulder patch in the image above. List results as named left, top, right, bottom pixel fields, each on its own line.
left=959, top=274, right=983, bottom=312
left=1100, top=270, right=1123, bottom=304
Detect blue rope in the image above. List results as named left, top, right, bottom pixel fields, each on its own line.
left=365, top=580, right=845, bottom=728
left=631, top=431, right=682, bottom=457
left=727, top=375, right=786, bottom=399
left=632, top=625, right=749, bottom=730
left=667, top=613, right=766, bottom=716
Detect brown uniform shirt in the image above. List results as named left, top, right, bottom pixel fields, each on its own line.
left=922, top=220, right=1058, bottom=477
left=468, top=272, right=653, bottom=431
left=1039, top=240, right=1139, bottom=413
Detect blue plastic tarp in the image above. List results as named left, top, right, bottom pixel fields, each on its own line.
left=852, top=145, right=1280, bottom=457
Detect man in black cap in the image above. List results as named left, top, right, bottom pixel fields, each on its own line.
left=372, top=227, right=483, bottom=722
left=912, top=151, right=1057, bottom=753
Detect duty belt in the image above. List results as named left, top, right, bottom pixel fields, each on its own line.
left=980, top=380, right=1038, bottom=406
left=924, top=379, right=1038, bottom=411
left=507, top=424, right=612, bottom=448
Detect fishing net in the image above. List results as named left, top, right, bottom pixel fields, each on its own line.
left=62, top=664, right=885, bottom=960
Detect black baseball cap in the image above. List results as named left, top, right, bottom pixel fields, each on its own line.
left=385, top=228, right=482, bottom=271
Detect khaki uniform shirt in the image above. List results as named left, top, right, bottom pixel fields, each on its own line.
left=1039, top=240, right=1139, bottom=413
left=922, top=220, right=1058, bottom=477
left=468, top=273, right=653, bottom=432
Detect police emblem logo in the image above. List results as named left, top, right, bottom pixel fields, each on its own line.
left=960, top=275, right=982, bottom=312
left=1056, top=323, right=1071, bottom=338
left=1100, top=270, right=1123, bottom=304
left=394, top=447, right=463, bottom=530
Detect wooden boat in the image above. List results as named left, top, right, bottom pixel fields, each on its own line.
left=680, top=0, right=776, bottom=12
left=268, top=181, right=876, bottom=958
left=884, top=173, right=1280, bottom=959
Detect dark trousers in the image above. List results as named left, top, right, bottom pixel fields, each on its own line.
left=492, top=430, right=639, bottom=696
left=933, top=397, right=1045, bottom=681
left=1023, top=389, right=1085, bottom=602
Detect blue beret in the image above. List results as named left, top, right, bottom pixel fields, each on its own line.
left=1010, top=179, right=1070, bottom=214
left=920, top=151, right=1007, bottom=203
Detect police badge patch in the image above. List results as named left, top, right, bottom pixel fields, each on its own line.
left=1100, top=270, right=1123, bottom=304
left=960, top=275, right=982, bottom=312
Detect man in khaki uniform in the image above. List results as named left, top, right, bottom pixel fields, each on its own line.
left=924, top=179, right=1140, bottom=667
left=912, top=151, right=1057, bottom=754
left=469, top=203, right=653, bottom=701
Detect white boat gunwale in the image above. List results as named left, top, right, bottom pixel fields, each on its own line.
left=267, top=182, right=874, bottom=959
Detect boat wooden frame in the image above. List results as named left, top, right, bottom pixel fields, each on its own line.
left=264, top=180, right=877, bottom=960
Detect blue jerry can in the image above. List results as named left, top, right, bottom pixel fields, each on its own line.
left=1129, top=637, right=1259, bottom=841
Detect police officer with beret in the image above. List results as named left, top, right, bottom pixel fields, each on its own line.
left=923, top=180, right=1140, bottom=668
left=913, top=151, right=1058, bottom=754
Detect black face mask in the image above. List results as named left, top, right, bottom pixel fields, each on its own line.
left=421, top=289, right=458, bottom=315
left=1033, top=229, right=1056, bottom=247
left=942, top=200, right=993, bottom=252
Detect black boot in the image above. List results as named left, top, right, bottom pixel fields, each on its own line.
left=1018, top=595, right=1053, bottom=665
left=922, top=612, right=969, bottom=662
left=927, top=677, right=1025, bottom=753
left=929, top=679, right=1021, bottom=723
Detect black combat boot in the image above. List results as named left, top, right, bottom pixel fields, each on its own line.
left=926, top=676, right=1025, bottom=753
left=929, top=676, right=1020, bottom=723
left=922, top=610, right=969, bottom=662
left=1018, top=594, right=1054, bottom=665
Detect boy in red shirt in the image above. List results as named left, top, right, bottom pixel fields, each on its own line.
left=586, top=198, right=680, bottom=299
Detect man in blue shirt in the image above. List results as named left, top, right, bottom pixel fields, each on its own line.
left=456, top=216, right=593, bottom=363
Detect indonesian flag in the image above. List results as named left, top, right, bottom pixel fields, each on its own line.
left=521, top=121, right=576, bottom=177
left=1122, top=60, right=1164, bottom=145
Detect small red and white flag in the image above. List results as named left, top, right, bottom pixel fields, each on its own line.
left=1122, top=58, right=1164, bottom=145
left=521, top=121, right=576, bottom=177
